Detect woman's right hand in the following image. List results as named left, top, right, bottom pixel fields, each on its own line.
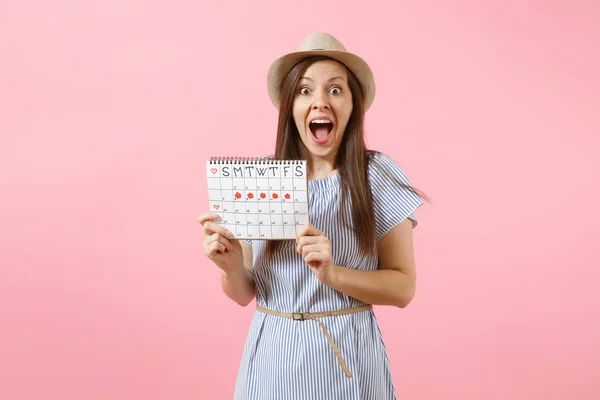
left=198, top=212, right=245, bottom=274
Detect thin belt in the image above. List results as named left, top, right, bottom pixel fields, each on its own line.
left=256, top=304, right=373, bottom=378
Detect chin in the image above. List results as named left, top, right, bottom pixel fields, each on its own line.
left=304, top=142, right=339, bottom=160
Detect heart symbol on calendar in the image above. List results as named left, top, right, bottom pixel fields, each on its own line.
left=210, top=168, right=217, bottom=174
left=213, top=204, right=220, bottom=210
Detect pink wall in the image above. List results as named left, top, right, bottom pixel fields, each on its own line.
left=1, top=1, right=599, bottom=399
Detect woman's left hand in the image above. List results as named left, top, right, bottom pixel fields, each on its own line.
left=296, top=223, right=336, bottom=285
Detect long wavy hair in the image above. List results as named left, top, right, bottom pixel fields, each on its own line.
left=265, top=56, right=427, bottom=258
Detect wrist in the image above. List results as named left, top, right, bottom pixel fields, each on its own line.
left=324, top=264, right=343, bottom=287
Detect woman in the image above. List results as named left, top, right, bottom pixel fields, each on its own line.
left=199, top=32, right=426, bottom=399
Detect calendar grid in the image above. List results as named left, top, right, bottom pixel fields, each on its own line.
left=207, top=159, right=309, bottom=240
left=279, top=162, right=284, bottom=238
left=270, top=168, right=275, bottom=239
left=252, top=164, right=257, bottom=239
left=219, top=169, right=223, bottom=233
left=292, top=177, right=297, bottom=236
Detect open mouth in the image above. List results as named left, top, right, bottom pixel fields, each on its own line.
left=309, top=119, right=334, bottom=144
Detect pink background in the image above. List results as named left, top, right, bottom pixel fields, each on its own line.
left=1, top=1, right=599, bottom=399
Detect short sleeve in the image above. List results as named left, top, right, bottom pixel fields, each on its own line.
left=369, top=152, right=424, bottom=241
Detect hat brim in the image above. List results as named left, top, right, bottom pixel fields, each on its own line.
left=267, top=50, right=375, bottom=111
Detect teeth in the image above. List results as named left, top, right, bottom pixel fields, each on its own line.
left=312, top=119, right=332, bottom=124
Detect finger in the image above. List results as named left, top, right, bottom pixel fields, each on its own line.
left=296, top=223, right=321, bottom=241
left=208, top=241, right=226, bottom=259
left=296, top=236, right=322, bottom=252
left=198, top=212, right=219, bottom=226
left=204, top=234, right=232, bottom=255
left=296, top=224, right=325, bottom=243
left=302, top=223, right=323, bottom=237
left=301, top=244, right=322, bottom=258
left=299, top=243, right=322, bottom=257
left=203, top=221, right=233, bottom=239
left=208, top=232, right=233, bottom=252
left=296, top=224, right=309, bottom=241
left=304, top=251, right=326, bottom=265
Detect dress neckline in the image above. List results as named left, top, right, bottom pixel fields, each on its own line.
left=307, top=170, right=340, bottom=192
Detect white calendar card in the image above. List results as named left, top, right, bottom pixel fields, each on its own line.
left=206, top=157, right=309, bottom=240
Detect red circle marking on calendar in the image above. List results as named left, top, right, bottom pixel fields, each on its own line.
left=284, top=193, right=290, bottom=199
left=260, top=193, right=266, bottom=199
left=235, top=192, right=242, bottom=199
left=272, top=193, right=279, bottom=199
left=248, top=193, right=254, bottom=199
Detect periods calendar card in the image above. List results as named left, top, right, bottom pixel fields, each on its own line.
left=206, top=157, right=309, bottom=240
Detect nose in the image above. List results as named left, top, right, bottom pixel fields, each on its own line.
left=311, top=89, right=330, bottom=110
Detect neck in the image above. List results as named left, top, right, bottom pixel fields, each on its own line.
left=307, top=154, right=337, bottom=180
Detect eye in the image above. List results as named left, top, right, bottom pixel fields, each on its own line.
left=329, top=87, right=342, bottom=95
left=299, top=87, right=311, bottom=95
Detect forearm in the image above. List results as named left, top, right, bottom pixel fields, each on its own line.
left=328, top=265, right=415, bottom=308
left=221, top=268, right=256, bottom=307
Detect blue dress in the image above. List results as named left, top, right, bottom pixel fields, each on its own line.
left=234, top=152, right=423, bottom=399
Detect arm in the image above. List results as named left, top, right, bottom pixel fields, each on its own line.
left=221, top=241, right=256, bottom=307
left=318, top=153, right=422, bottom=307
left=327, top=219, right=416, bottom=308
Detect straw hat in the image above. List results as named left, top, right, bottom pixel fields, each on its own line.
left=267, top=32, right=376, bottom=111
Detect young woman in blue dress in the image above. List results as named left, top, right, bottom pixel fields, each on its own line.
left=198, top=32, right=427, bottom=399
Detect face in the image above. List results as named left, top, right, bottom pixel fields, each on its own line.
left=292, top=60, right=353, bottom=163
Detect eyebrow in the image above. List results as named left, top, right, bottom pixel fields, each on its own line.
left=300, top=76, right=345, bottom=82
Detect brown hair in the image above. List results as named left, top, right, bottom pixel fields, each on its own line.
left=265, top=56, right=427, bottom=258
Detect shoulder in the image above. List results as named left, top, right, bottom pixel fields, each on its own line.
left=367, top=150, right=396, bottom=169
left=366, top=151, right=413, bottom=187
left=365, top=150, right=424, bottom=235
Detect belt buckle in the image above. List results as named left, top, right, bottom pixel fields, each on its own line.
left=292, top=312, right=304, bottom=321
